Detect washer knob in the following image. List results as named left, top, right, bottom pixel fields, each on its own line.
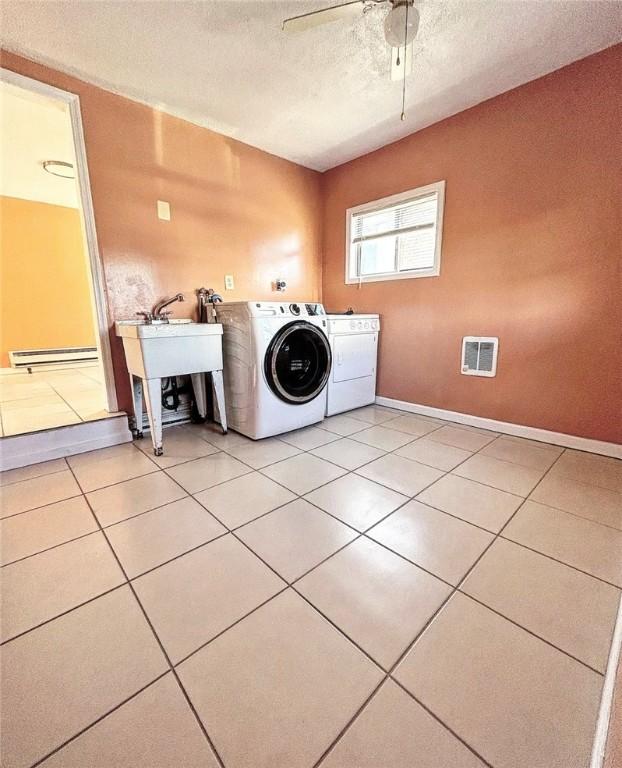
left=289, top=303, right=301, bottom=316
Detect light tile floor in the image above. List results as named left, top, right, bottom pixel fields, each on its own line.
left=1, top=406, right=621, bottom=768
left=0, top=365, right=108, bottom=436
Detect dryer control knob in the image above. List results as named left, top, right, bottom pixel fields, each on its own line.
left=290, top=303, right=301, bottom=316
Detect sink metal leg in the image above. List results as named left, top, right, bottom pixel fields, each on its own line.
left=143, top=378, right=164, bottom=456
left=211, top=369, right=227, bottom=434
left=129, top=374, right=144, bottom=438
left=190, top=373, right=208, bottom=419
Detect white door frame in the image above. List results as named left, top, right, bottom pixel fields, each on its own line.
left=0, top=66, right=119, bottom=412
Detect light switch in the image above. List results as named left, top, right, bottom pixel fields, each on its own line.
left=157, top=200, right=171, bottom=221
left=224, top=274, right=235, bottom=290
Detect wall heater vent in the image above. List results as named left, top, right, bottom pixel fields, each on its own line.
left=9, top=346, right=98, bottom=369
left=461, top=337, right=498, bottom=377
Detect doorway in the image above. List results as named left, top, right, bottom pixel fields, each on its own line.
left=0, top=69, right=117, bottom=438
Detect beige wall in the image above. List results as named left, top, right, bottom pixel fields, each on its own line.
left=3, top=47, right=620, bottom=443
left=321, top=45, right=622, bottom=443
left=1, top=50, right=323, bottom=412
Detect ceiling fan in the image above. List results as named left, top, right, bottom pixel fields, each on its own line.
left=282, top=0, right=420, bottom=119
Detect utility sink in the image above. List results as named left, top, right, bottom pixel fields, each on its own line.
left=115, top=320, right=223, bottom=378
left=115, top=319, right=227, bottom=455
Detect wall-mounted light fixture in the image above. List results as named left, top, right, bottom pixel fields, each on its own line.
left=42, top=160, right=75, bottom=179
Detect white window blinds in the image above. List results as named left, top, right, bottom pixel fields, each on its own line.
left=347, top=182, right=444, bottom=283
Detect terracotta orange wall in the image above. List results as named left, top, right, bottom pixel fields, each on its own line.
left=0, top=50, right=322, bottom=411
left=322, top=45, right=622, bottom=443
left=0, top=195, right=96, bottom=367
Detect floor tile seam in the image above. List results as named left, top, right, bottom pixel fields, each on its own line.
left=1, top=527, right=104, bottom=569
left=47, top=382, right=91, bottom=424
left=94, top=491, right=194, bottom=531
left=133, top=438, right=221, bottom=470
left=346, top=431, right=420, bottom=452
left=0, top=580, right=128, bottom=648
left=0, top=492, right=85, bottom=522
left=278, top=432, right=343, bottom=451
left=366, top=448, right=571, bottom=706
left=453, top=588, right=605, bottom=676
left=159, top=462, right=254, bottom=496
left=124, top=529, right=232, bottom=582
left=311, top=554, right=493, bottom=768
left=315, top=422, right=370, bottom=437
left=293, top=491, right=465, bottom=592
left=287, top=584, right=389, bottom=672
left=27, top=670, right=172, bottom=768
left=544, top=469, right=622, bottom=497
left=445, top=468, right=540, bottom=499
left=405, top=495, right=507, bottom=535
left=496, top=534, right=622, bottom=590
left=387, top=679, right=497, bottom=768
left=442, top=449, right=569, bottom=599
left=531, top=466, right=622, bottom=497
left=425, top=433, right=497, bottom=452
left=521, top=496, right=622, bottom=533
left=65, top=461, right=227, bottom=768
left=171, top=586, right=290, bottom=668
left=311, top=677, right=387, bottom=768
left=7, top=420, right=612, bottom=760
left=72, top=466, right=161, bottom=496
left=307, top=431, right=510, bottom=587
left=0, top=464, right=70, bottom=489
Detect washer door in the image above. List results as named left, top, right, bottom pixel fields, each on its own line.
left=264, top=321, right=332, bottom=404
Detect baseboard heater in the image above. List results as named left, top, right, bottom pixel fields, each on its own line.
left=9, top=346, right=99, bottom=369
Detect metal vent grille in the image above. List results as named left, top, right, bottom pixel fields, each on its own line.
left=461, top=337, right=498, bottom=377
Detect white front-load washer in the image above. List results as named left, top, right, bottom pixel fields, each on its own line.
left=325, top=314, right=380, bottom=416
left=214, top=301, right=331, bottom=439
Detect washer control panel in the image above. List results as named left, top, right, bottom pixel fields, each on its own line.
left=247, top=301, right=326, bottom=318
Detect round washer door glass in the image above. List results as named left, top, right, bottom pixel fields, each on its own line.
left=264, top=321, right=331, bottom=404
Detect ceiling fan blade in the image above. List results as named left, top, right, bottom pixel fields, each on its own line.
left=282, top=1, right=366, bottom=34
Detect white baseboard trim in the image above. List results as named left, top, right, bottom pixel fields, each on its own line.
left=590, top=592, right=622, bottom=768
left=0, top=414, right=132, bottom=471
left=375, top=396, right=622, bottom=459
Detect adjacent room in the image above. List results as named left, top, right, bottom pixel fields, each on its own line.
left=0, top=80, right=109, bottom=434
left=0, top=2, right=620, bottom=768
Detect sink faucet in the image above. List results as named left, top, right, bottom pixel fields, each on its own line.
left=152, top=293, right=185, bottom=322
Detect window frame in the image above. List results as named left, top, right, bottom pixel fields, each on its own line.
left=344, top=180, right=446, bottom=285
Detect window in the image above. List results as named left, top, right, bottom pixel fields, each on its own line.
left=345, top=180, right=445, bottom=284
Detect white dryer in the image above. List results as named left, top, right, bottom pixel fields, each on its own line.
left=325, top=314, right=380, bottom=416
left=214, top=301, right=331, bottom=439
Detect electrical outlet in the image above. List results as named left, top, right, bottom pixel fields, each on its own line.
left=157, top=200, right=171, bottom=221
left=224, top=274, right=235, bottom=290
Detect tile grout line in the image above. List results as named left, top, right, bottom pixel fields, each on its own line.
left=313, top=429, right=576, bottom=767
left=47, top=380, right=90, bottom=424
left=496, top=535, right=621, bottom=589
left=5, top=436, right=616, bottom=680
left=5, top=426, right=619, bottom=630
left=27, top=671, right=172, bottom=768
left=60, top=461, right=228, bottom=768
left=204, top=417, right=506, bottom=768
left=0, top=461, right=70, bottom=488
left=4, top=410, right=620, bottom=768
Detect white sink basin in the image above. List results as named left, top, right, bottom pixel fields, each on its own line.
left=116, top=320, right=223, bottom=378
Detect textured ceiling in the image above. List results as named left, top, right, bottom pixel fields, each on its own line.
left=1, top=1, right=621, bottom=170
